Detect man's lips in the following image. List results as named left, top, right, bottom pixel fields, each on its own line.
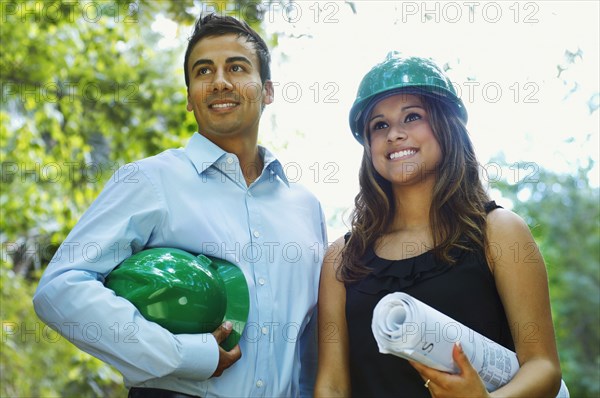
left=207, top=96, right=240, bottom=109
left=209, top=102, right=239, bottom=109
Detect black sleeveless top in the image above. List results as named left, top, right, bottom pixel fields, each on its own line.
left=345, top=202, right=514, bottom=398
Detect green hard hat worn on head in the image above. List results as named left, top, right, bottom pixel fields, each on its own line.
left=349, top=51, right=468, bottom=144
left=105, top=248, right=249, bottom=351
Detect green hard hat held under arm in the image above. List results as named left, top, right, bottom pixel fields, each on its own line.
left=349, top=51, right=468, bottom=145
left=105, top=248, right=249, bottom=351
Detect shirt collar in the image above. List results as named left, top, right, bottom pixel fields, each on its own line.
left=184, top=133, right=289, bottom=186
left=261, top=146, right=289, bottom=187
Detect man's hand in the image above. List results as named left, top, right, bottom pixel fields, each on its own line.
left=211, top=321, right=242, bottom=377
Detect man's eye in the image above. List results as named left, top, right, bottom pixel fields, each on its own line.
left=231, top=65, right=244, bottom=72
left=404, top=113, right=422, bottom=123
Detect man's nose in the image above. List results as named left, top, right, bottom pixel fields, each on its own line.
left=212, top=69, right=233, bottom=91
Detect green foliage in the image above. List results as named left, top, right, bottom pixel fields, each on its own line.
left=1, top=0, right=198, bottom=277
left=0, top=1, right=217, bottom=396
left=0, top=1, right=282, bottom=395
left=1, top=0, right=278, bottom=274
left=0, top=2, right=193, bottom=394
left=491, top=162, right=600, bottom=397
left=1, top=262, right=127, bottom=397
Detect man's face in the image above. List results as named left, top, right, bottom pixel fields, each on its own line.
left=186, top=34, right=273, bottom=144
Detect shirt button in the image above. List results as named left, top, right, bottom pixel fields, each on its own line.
left=253, top=230, right=260, bottom=238
left=256, top=379, right=264, bottom=388
left=261, top=327, right=268, bottom=335
left=258, top=278, right=266, bottom=285
left=226, top=156, right=234, bottom=164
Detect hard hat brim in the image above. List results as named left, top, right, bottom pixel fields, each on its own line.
left=206, top=255, right=250, bottom=351
left=350, top=87, right=468, bottom=145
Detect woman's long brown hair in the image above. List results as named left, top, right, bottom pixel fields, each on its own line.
left=339, top=94, right=490, bottom=283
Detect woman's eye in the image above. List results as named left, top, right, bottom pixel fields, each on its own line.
left=371, top=121, right=389, bottom=131
left=197, top=67, right=211, bottom=76
left=404, top=113, right=422, bottom=123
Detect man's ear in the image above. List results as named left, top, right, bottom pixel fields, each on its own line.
left=186, top=90, right=193, bottom=112
left=262, top=80, right=274, bottom=105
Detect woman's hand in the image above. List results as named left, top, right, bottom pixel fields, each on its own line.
left=409, top=342, right=490, bottom=398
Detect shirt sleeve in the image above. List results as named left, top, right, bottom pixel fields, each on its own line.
left=298, top=308, right=318, bottom=398
left=32, top=163, right=219, bottom=384
left=299, top=202, right=328, bottom=397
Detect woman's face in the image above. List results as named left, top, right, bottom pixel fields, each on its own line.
left=367, top=94, right=442, bottom=187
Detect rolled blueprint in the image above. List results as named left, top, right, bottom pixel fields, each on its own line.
left=372, top=292, right=569, bottom=396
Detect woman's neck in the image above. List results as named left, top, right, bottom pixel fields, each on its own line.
left=390, top=183, right=434, bottom=232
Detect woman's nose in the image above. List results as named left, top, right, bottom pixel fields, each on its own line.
left=387, top=125, right=408, bottom=142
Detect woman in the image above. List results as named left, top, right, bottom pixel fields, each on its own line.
left=314, top=52, right=562, bottom=397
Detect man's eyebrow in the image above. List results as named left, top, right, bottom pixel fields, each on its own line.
left=191, top=59, right=213, bottom=72
left=191, top=56, right=253, bottom=72
left=226, top=56, right=252, bottom=66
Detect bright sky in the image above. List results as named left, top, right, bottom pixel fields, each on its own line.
left=156, top=1, right=599, bottom=236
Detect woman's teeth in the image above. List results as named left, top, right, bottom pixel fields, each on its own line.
left=389, top=149, right=416, bottom=159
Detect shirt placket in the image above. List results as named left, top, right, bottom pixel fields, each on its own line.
left=245, top=174, right=275, bottom=397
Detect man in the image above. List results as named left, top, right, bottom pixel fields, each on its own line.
left=33, top=14, right=327, bottom=398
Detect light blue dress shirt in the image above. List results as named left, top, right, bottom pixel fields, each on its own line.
left=33, top=133, right=327, bottom=397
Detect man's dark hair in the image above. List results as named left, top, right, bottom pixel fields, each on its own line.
left=183, top=13, right=271, bottom=90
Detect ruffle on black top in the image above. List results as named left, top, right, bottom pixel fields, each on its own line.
left=347, top=201, right=501, bottom=295
left=349, top=246, right=466, bottom=295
